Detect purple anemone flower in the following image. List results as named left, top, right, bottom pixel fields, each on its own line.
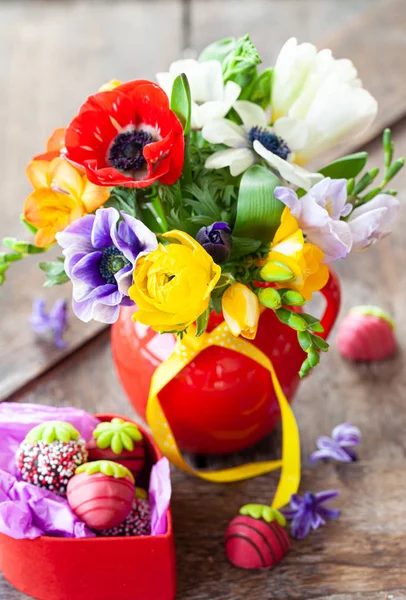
left=283, top=490, right=340, bottom=540
left=310, top=422, right=361, bottom=463
left=196, top=221, right=232, bottom=263
left=30, top=298, right=68, bottom=349
left=56, top=207, right=157, bottom=324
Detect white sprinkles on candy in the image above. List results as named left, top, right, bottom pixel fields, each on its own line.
left=16, top=439, right=88, bottom=495
left=98, top=497, right=151, bottom=537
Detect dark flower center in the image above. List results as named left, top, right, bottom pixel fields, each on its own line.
left=208, top=230, right=222, bottom=244
left=248, top=126, right=290, bottom=160
left=108, top=129, right=153, bottom=172
left=99, top=246, right=130, bottom=284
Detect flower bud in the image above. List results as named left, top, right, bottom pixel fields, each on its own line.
left=222, top=283, right=260, bottom=340
left=196, top=222, right=232, bottom=263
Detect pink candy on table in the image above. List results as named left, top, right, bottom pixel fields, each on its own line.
left=337, top=306, right=397, bottom=362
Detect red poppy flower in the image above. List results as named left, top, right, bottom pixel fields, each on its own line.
left=64, top=80, right=184, bottom=188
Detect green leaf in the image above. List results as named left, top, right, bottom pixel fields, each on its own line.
left=258, top=287, right=282, bottom=310
left=20, top=215, right=38, bottom=234
left=249, top=68, right=273, bottom=109
left=353, top=168, right=379, bottom=195
left=199, top=37, right=237, bottom=64
left=301, top=313, right=324, bottom=333
left=307, top=346, right=320, bottom=367
left=233, top=165, right=283, bottom=242
left=319, top=152, right=368, bottom=179
left=276, top=308, right=307, bottom=331
left=3, top=238, right=48, bottom=255
left=105, top=187, right=138, bottom=218
left=312, top=334, right=329, bottom=352
left=240, top=504, right=286, bottom=526
left=297, top=330, right=312, bottom=352
left=228, top=236, right=261, bottom=260
left=195, top=307, right=210, bottom=337
left=170, top=73, right=191, bottom=135
left=39, top=258, right=69, bottom=287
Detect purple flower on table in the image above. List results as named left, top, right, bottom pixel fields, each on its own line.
left=310, top=422, right=361, bottom=464
left=56, top=207, right=157, bottom=324
left=283, top=490, right=340, bottom=540
left=30, top=298, right=68, bottom=349
left=196, top=221, right=232, bottom=263
left=275, top=178, right=353, bottom=263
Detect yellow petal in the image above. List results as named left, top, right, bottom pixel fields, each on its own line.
left=222, top=283, right=260, bottom=340
left=160, top=230, right=203, bottom=252
left=272, top=207, right=300, bottom=246
left=48, top=157, right=84, bottom=198
left=81, top=177, right=110, bottom=212
left=26, top=161, right=51, bottom=190
left=47, top=127, right=66, bottom=152
left=98, top=79, right=123, bottom=92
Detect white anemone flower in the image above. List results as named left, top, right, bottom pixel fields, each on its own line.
left=156, top=59, right=241, bottom=130
left=271, top=38, right=378, bottom=164
left=202, top=100, right=323, bottom=190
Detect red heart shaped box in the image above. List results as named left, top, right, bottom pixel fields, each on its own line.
left=0, top=414, right=176, bottom=600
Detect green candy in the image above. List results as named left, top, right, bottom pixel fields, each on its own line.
left=26, top=421, right=80, bottom=445
left=93, top=418, right=143, bottom=455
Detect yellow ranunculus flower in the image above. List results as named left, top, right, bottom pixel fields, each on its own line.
left=129, top=230, right=221, bottom=333
left=24, top=158, right=109, bottom=248
left=261, top=208, right=329, bottom=301
left=222, top=283, right=260, bottom=340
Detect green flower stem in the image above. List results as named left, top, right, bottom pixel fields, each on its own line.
left=182, top=133, right=193, bottom=188
left=151, top=196, right=169, bottom=233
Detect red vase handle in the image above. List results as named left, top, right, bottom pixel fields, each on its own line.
left=319, top=268, right=341, bottom=340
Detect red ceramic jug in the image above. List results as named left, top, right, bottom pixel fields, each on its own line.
left=111, top=271, right=341, bottom=456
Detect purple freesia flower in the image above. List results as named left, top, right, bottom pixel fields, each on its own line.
left=310, top=422, right=361, bottom=463
left=30, top=299, right=68, bottom=349
left=275, top=178, right=353, bottom=263
left=56, top=207, right=157, bottom=324
left=348, top=193, right=400, bottom=251
left=196, top=221, right=232, bottom=263
left=283, top=490, right=340, bottom=540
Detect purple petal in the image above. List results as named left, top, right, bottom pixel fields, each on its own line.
left=71, top=251, right=104, bottom=288
left=281, top=508, right=299, bottom=519
left=274, top=186, right=301, bottom=218
left=91, top=207, right=119, bottom=249
left=115, top=264, right=133, bottom=296
left=211, top=221, right=231, bottom=233
left=311, top=513, right=325, bottom=529
left=315, top=436, right=337, bottom=449
left=332, top=423, right=361, bottom=445
left=56, top=215, right=95, bottom=252
left=112, top=212, right=158, bottom=263
left=91, top=302, right=120, bottom=324
left=310, top=447, right=352, bottom=463
left=314, top=490, right=340, bottom=505
left=289, top=494, right=305, bottom=510
left=291, top=510, right=312, bottom=540
left=316, top=506, right=341, bottom=521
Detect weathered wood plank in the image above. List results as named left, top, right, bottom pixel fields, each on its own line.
left=0, top=0, right=183, bottom=400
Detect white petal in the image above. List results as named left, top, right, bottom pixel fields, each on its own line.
left=272, top=38, right=317, bottom=119
left=155, top=72, right=173, bottom=98
left=234, top=100, right=268, bottom=129
left=197, top=101, right=232, bottom=128
left=223, top=81, right=242, bottom=105
left=202, top=119, right=247, bottom=148
left=349, top=194, right=399, bottom=225
left=253, top=140, right=322, bottom=190
left=273, top=117, right=309, bottom=151
left=205, top=147, right=256, bottom=176
left=348, top=208, right=388, bottom=251
left=306, top=220, right=352, bottom=263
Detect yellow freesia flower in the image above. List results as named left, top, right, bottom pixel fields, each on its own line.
left=129, top=230, right=221, bottom=333
left=222, top=283, right=260, bottom=340
left=261, top=208, right=329, bottom=300
left=24, top=157, right=109, bottom=248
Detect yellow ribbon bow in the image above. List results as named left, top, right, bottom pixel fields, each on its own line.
left=146, top=320, right=301, bottom=509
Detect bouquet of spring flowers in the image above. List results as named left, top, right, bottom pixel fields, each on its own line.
left=2, top=36, right=403, bottom=377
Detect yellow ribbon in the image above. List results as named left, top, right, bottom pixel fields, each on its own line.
left=146, top=320, right=301, bottom=509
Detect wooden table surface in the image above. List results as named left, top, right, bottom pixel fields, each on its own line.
left=1, top=1, right=406, bottom=598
